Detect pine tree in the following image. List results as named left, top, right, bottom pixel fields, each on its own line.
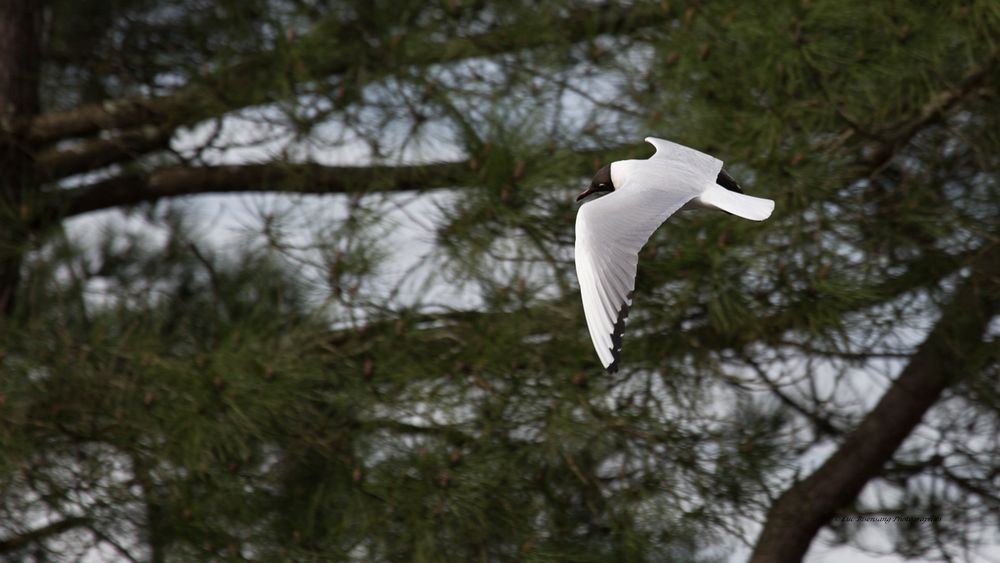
left=0, top=1, right=998, bottom=561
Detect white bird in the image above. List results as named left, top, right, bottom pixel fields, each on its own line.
left=575, top=137, right=775, bottom=372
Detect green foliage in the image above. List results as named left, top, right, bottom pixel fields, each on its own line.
left=2, top=0, right=999, bottom=561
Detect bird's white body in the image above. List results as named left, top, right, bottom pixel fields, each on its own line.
left=575, top=137, right=775, bottom=372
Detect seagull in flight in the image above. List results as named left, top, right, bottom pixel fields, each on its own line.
left=575, top=137, right=775, bottom=373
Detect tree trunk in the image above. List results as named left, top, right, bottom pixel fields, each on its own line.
left=0, top=0, right=41, bottom=315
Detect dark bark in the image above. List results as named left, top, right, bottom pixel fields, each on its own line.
left=749, top=243, right=1000, bottom=563
left=57, top=161, right=474, bottom=217
left=36, top=126, right=172, bottom=182
left=52, top=142, right=639, bottom=219
left=0, top=0, right=41, bottom=314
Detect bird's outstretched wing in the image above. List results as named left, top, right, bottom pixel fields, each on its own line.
left=575, top=177, right=697, bottom=372
left=643, top=137, right=724, bottom=185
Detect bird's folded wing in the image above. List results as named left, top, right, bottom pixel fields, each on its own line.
left=575, top=186, right=697, bottom=372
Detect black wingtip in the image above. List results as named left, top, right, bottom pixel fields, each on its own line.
left=605, top=294, right=631, bottom=374
left=716, top=168, right=744, bottom=194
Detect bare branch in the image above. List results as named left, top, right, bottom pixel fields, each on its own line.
left=57, top=160, right=474, bottom=217
left=36, top=126, right=172, bottom=182
left=52, top=143, right=639, bottom=219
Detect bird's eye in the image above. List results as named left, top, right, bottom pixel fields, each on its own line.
left=599, top=183, right=608, bottom=190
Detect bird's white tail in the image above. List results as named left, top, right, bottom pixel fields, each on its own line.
left=696, top=183, right=775, bottom=221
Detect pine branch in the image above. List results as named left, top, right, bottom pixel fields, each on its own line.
left=52, top=143, right=639, bottom=219
left=859, top=49, right=998, bottom=175
left=748, top=242, right=1000, bottom=563
left=319, top=245, right=979, bottom=378
left=36, top=126, right=172, bottom=182
left=364, top=419, right=472, bottom=447
left=37, top=47, right=993, bottom=222
left=23, top=3, right=669, bottom=145
left=673, top=246, right=980, bottom=358
left=56, top=160, right=474, bottom=217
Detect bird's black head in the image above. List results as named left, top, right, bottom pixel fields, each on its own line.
left=576, top=164, right=615, bottom=202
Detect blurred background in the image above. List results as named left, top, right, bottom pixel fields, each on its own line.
left=0, top=1, right=998, bottom=561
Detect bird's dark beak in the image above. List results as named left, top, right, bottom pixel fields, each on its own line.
left=576, top=187, right=597, bottom=202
